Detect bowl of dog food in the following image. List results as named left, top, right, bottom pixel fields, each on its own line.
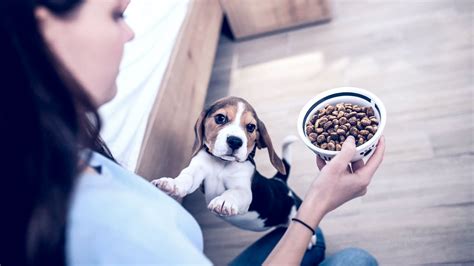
left=297, top=87, right=386, bottom=162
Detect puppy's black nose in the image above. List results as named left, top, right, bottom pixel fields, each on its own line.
left=227, top=136, right=243, bottom=150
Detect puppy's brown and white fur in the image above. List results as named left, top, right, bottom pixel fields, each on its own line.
left=152, top=97, right=315, bottom=246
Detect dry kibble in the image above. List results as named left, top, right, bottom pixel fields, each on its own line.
left=323, top=121, right=333, bottom=129
left=327, top=142, right=336, bottom=151
left=348, top=116, right=357, bottom=125
left=336, top=103, right=345, bottom=111
left=356, top=112, right=366, bottom=118
left=337, top=128, right=346, bottom=135
left=316, top=117, right=328, bottom=128
left=361, top=117, right=371, bottom=127
left=365, top=126, right=374, bottom=133
left=317, top=134, right=325, bottom=144
left=367, top=107, right=375, bottom=116
left=326, top=105, right=335, bottom=113
left=350, top=127, right=359, bottom=136
left=339, top=117, right=347, bottom=125
left=337, top=111, right=344, bottom=118
left=306, top=102, right=379, bottom=150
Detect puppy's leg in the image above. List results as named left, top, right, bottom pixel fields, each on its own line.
left=151, top=150, right=208, bottom=199
left=208, top=169, right=252, bottom=216
left=208, top=187, right=252, bottom=216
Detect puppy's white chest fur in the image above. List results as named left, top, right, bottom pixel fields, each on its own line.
left=201, top=151, right=254, bottom=204
left=197, top=151, right=271, bottom=231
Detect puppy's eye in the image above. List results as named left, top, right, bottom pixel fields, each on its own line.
left=215, top=114, right=227, bottom=125
left=246, top=124, right=256, bottom=133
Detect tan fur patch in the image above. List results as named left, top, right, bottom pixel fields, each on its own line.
left=204, top=106, right=238, bottom=152
left=240, top=111, right=258, bottom=155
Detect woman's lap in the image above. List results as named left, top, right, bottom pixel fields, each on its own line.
left=229, top=227, right=377, bottom=266
left=229, top=227, right=326, bottom=266
left=320, top=248, right=378, bottom=266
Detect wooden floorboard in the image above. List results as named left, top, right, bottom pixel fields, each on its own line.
left=183, top=0, right=474, bottom=265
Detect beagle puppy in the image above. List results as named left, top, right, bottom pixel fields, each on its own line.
left=151, top=97, right=316, bottom=247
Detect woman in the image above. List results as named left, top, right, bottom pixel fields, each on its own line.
left=1, top=0, right=385, bottom=265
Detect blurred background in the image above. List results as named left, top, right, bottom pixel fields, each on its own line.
left=181, top=0, right=474, bottom=265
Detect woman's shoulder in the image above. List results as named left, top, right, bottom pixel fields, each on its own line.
left=68, top=163, right=182, bottom=239
left=72, top=152, right=181, bottom=222
left=69, top=151, right=200, bottom=230
left=67, top=152, right=211, bottom=265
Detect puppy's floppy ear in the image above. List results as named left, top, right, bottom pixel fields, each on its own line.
left=192, top=109, right=208, bottom=157
left=256, top=119, right=286, bottom=175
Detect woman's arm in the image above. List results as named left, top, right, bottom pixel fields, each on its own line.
left=264, top=135, right=386, bottom=265
left=263, top=192, right=326, bottom=265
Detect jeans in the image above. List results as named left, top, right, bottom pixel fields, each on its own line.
left=229, top=227, right=378, bottom=266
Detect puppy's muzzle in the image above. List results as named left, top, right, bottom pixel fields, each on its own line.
left=227, top=136, right=243, bottom=150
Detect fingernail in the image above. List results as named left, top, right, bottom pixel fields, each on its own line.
left=347, top=135, right=355, bottom=143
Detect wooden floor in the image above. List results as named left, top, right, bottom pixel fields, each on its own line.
left=183, top=0, right=474, bottom=265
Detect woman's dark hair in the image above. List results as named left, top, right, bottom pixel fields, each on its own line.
left=1, top=0, right=115, bottom=265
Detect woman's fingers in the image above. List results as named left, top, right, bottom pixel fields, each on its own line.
left=346, top=164, right=353, bottom=173
left=327, top=136, right=356, bottom=173
left=356, top=136, right=386, bottom=179
left=351, top=160, right=365, bottom=172
left=316, top=156, right=326, bottom=170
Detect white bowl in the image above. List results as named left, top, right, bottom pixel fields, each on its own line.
left=297, top=87, right=386, bottom=162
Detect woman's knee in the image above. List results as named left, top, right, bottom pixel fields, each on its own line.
left=343, top=248, right=378, bottom=266
left=315, top=227, right=325, bottom=247
left=320, top=247, right=378, bottom=266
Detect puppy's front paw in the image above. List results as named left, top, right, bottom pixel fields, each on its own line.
left=151, top=177, right=187, bottom=199
left=208, top=195, right=239, bottom=216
